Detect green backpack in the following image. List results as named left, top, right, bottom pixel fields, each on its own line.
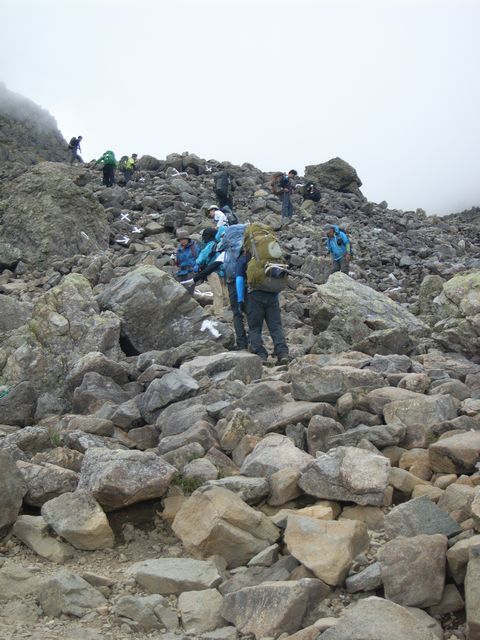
left=243, top=223, right=288, bottom=293
left=102, top=150, right=116, bottom=166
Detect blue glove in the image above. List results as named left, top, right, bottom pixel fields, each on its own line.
left=193, top=265, right=200, bottom=273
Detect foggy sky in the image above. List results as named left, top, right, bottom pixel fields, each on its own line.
left=1, top=0, right=479, bottom=215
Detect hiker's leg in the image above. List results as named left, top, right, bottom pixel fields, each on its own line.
left=264, top=292, right=288, bottom=356
left=227, top=281, right=248, bottom=348
left=221, top=277, right=229, bottom=308
left=281, top=192, right=290, bottom=219
left=102, top=166, right=108, bottom=185
left=339, top=257, right=350, bottom=274
left=332, top=259, right=341, bottom=273
left=247, top=291, right=267, bottom=359
left=207, top=272, right=224, bottom=317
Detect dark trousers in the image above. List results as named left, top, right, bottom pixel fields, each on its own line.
left=216, top=194, right=233, bottom=210
left=281, top=191, right=293, bottom=219
left=247, top=290, right=288, bottom=358
left=103, top=165, right=115, bottom=187
left=123, top=169, right=134, bottom=184
left=227, top=281, right=248, bottom=349
left=332, top=256, right=350, bottom=274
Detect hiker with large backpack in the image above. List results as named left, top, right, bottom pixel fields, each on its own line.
left=96, top=150, right=117, bottom=187
left=206, top=205, right=228, bottom=229
left=271, top=169, right=298, bottom=223
left=217, top=224, right=249, bottom=350
left=193, top=227, right=228, bottom=319
left=213, top=170, right=235, bottom=210
left=123, top=153, right=138, bottom=184
left=324, top=223, right=352, bottom=274
left=68, top=136, right=83, bottom=165
left=237, top=223, right=290, bottom=364
left=175, top=229, right=200, bottom=295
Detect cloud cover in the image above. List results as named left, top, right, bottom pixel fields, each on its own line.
left=1, top=0, right=479, bottom=215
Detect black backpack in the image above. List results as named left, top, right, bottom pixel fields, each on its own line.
left=222, top=206, right=239, bottom=225
left=337, top=228, right=353, bottom=258
left=68, top=137, right=77, bottom=149
left=214, top=171, right=230, bottom=199
left=304, top=181, right=321, bottom=202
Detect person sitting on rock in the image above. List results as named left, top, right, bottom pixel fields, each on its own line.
left=175, top=229, right=200, bottom=295
left=324, top=223, right=351, bottom=274
left=205, top=204, right=228, bottom=229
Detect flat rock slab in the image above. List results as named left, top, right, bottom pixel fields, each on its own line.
left=38, top=570, right=106, bottom=618
left=429, top=431, right=480, bottom=474
left=320, top=596, right=441, bottom=640
left=127, top=557, right=222, bottom=595
left=240, top=433, right=313, bottom=478
left=180, top=352, right=263, bottom=385
left=12, top=515, right=74, bottom=563
left=385, top=496, right=462, bottom=539
left=384, top=394, right=458, bottom=428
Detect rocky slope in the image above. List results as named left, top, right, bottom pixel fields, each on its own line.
left=1, top=92, right=480, bottom=640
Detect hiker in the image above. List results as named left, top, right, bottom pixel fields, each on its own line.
left=194, top=227, right=228, bottom=319
left=123, top=153, right=137, bottom=184
left=205, top=205, right=228, bottom=229
left=237, top=223, right=290, bottom=365
left=271, top=169, right=298, bottom=222
left=175, top=229, right=200, bottom=295
left=96, top=150, right=117, bottom=187
left=217, top=224, right=249, bottom=351
left=68, top=136, right=83, bottom=165
left=324, top=223, right=352, bottom=274
left=213, top=169, right=235, bottom=210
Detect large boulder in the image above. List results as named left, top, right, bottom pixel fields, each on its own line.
left=432, top=270, right=480, bottom=358
left=304, top=158, right=362, bottom=194
left=0, top=163, right=108, bottom=268
left=172, top=486, right=279, bottom=568
left=96, top=265, right=231, bottom=353
left=222, top=579, right=328, bottom=639
left=77, top=448, right=176, bottom=511
left=299, top=446, right=390, bottom=506
left=0, top=274, right=121, bottom=399
left=429, top=431, right=480, bottom=474
left=310, top=273, right=428, bottom=354
left=128, top=557, right=222, bottom=595
left=240, top=434, right=313, bottom=478
left=0, top=450, right=27, bottom=538
left=38, top=570, right=107, bottom=618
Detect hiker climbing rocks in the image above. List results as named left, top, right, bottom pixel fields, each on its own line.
left=68, top=136, right=83, bottom=165
left=237, top=223, right=290, bottom=365
left=271, top=169, right=298, bottom=222
left=206, top=205, right=228, bottom=229
left=123, top=153, right=137, bottom=185
left=96, top=150, right=117, bottom=187
left=175, top=229, right=200, bottom=295
left=324, top=223, right=352, bottom=274
left=194, top=227, right=228, bottom=319
left=213, top=169, right=235, bottom=210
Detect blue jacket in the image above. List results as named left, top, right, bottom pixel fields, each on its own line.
left=196, top=241, right=217, bottom=268
left=326, top=226, right=351, bottom=261
left=176, top=240, right=199, bottom=276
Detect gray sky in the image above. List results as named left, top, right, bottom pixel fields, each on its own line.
left=2, top=0, right=480, bottom=215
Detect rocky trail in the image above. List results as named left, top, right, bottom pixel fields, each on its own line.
left=1, top=86, right=480, bottom=640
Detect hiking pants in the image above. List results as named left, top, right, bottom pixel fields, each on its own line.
left=216, top=194, right=234, bottom=210
left=176, top=272, right=195, bottom=296
left=103, top=165, right=115, bottom=187
left=332, top=257, right=350, bottom=275
left=281, top=191, right=293, bottom=219
left=70, top=149, right=83, bottom=165
left=208, top=272, right=228, bottom=317
left=247, top=290, right=288, bottom=359
left=227, top=281, right=248, bottom=349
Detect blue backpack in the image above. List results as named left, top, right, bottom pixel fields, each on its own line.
left=221, top=224, right=246, bottom=283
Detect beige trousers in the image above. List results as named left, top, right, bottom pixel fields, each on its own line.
left=207, top=272, right=228, bottom=317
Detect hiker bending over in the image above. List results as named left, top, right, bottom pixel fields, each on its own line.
left=96, top=150, right=117, bottom=187
left=324, top=223, right=351, bottom=274
left=205, top=205, right=228, bottom=229
left=194, top=227, right=228, bottom=319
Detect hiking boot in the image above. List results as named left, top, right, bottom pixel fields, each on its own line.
left=276, top=353, right=291, bottom=366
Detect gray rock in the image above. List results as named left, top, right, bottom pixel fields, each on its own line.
left=429, top=430, right=480, bottom=474
left=385, top=496, right=463, bottom=539
left=66, top=351, right=130, bottom=390
left=305, top=158, right=362, bottom=194
left=307, top=415, right=345, bottom=455
left=205, top=476, right=269, bottom=504
left=0, top=561, right=43, bottom=600
left=221, top=579, right=328, bottom=638
left=0, top=449, right=27, bottom=538
left=113, top=594, right=168, bottom=631
left=77, top=447, right=176, bottom=511
left=299, top=446, right=390, bottom=506
left=320, top=596, right=441, bottom=640
left=240, top=433, right=313, bottom=478
left=327, top=422, right=406, bottom=450
left=0, top=381, right=37, bottom=426
left=12, top=515, right=74, bottom=563
left=383, top=393, right=458, bottom=428
left=72, top=371, right=132, bottom=414
left=140, top=369, right=199, bottom=422
left=16, top=460, right=79, bottom=507
left=179, top=352, right=263, bottom=385
left=157, top=421, right=218, bottom=456
left=128, top=557, right=222, bottom=595
left=378, top=534, right=447, bottom=607
left=39, top=570, right=107, bottom=617
left=178, top=589, right=225, bottom=635
left=465, top=546, right=480, bottom=639
left=346, top=562, right=382, bottom=593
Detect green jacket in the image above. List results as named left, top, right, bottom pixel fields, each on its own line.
left=98, top=150, right=117, bottom=167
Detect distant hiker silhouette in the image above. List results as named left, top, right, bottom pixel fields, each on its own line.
left=68, top=136, right=83, bottom=165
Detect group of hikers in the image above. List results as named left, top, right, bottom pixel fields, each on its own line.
left=68, top=137, right=137, bottom=187
left=68, top=137, right=352, bottom=362
left=174, top=169, right=352, bottom=363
